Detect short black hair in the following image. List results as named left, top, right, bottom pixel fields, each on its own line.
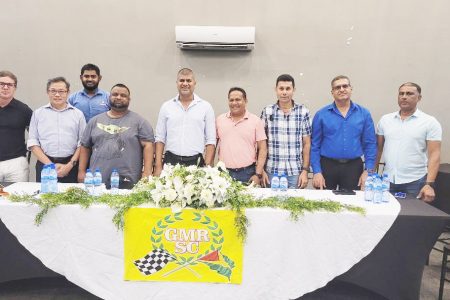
left=81, top=63, right=101, bottom=76
left=111, top=83, right=130, bottom=95
left=47, top=76, right=70, bottom=91
left=228, top=87, right=247, bottom=99
left=276, top=74, right=295, bottom=88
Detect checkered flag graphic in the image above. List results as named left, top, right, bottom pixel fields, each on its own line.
left=134, top=248, right=175, bottom=275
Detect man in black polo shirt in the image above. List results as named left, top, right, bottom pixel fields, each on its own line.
left=0, top=70, right=33, bottom=182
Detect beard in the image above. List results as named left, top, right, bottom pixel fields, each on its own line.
left=109, top=99, right=129, bottom=112
left=82, top=81, right=99, bottom=92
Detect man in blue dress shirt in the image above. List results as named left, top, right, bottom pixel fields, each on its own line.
left=68, top=63, right=110, bottom=122
left=311, top=75, right=377, bottom=191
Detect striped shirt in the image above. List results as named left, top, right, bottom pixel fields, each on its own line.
left=261, top=101, right=312, bottom=176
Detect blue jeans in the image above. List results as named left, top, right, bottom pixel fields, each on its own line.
left=268, top=173, right=299, bottom=189
left=228, top=165, right=255, bottom=183
left=390, top=175, right=426, bottom=198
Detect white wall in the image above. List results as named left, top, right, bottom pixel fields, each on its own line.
left=2, top=0, right=449, bottom=173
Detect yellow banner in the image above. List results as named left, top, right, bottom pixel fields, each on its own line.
left=124, top=208, right=243, bottom=284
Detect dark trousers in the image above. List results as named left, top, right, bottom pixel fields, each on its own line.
left=163, top=151, right=205, bottom=167
left=320, top=156, right=363, bottom=190
left=35, top=156, right=78, bottom=183
left=390, top=175, right=427, bottom=198
left=227, top=164, right=256, bottom=183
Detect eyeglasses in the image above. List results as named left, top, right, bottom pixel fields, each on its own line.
left=332, top=84, right=350, bottom=91
left=48, top=89, right=68, bottom=95
left=0, top=82, right=16, bottom=88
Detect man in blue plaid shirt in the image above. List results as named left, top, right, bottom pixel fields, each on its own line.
left=260, top=74, right=312, bottom=188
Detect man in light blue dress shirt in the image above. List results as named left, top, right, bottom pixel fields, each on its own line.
left=376, top=82, right=442, bottom=202
left=68, top=63, right=110, bottom=122
left=27, top=77, right=86, bottom=183
left=154, top=68, right=216, bottom=175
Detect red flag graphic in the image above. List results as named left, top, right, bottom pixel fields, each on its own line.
left=199, top=250, right=219, bottom=261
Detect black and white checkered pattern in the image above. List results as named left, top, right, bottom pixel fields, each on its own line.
left=134, top=248, right=175, bottom=275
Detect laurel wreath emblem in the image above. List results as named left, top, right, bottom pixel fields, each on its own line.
left=150, top=211, right=235, bottom=280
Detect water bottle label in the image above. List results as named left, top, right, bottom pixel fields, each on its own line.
left=271, top=176, right=280, bottom=191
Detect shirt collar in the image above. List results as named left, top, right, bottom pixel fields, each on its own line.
left=81, top=88, right=104, bottom=97
left=394, top=108, right=421, bottom=119
left=44, top=102, right=74, bottom=111
left=174, top=93, right=202, bottom=109
left=226, top=110, right=249, bottom=119
left=328, top=100, right=356, bottom=115
left=274, top=100, right=299, bottom=111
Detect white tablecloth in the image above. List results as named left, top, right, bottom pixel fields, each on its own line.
left=0, top=183, right=400, bottom=300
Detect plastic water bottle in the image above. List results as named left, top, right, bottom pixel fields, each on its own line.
left=84, top=169, right=94, bottom=195
left=382, top=173, right=390, bottom=203
left=373, top=175, right=383, bottom=204
left=271, top=173, right=280, bottom=192
left=279, top=173, right=288, bottom=191
left=364, top=174, right=374, bottom=202
left=94, top=168, right=102, bottom=196
left=110, top=169, right=120, bottom=194
left=40, top=164, right=50, bottom=194
left=48, top=163, right=58, bottom=193
left=279, top=172, right=288, bottom=200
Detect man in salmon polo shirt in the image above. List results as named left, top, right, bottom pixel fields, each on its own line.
left=216, top=87, right=267, bottom=186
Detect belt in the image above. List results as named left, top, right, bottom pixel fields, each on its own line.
left=322, top=156, right=360, bottom=164
left=227, top=163, right=256, bottom=172
left=165, top=151, right=202, bottom=162
left=46, top=155, right=72, bottom=164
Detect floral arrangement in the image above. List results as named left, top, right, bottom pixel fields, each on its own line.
left=134, top=162, right=237, bottom=212
left=7, top=162, right=365, bottom=240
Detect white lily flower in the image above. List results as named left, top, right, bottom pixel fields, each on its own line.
left=164, top=189, right=178, bottom=202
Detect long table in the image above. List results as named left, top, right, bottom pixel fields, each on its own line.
left=0, top=183, right=448, bottom=300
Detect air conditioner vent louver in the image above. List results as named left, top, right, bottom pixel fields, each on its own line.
left=175, top=26, right=255, bottom=51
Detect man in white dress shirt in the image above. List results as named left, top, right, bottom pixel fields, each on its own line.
left=376, top=82, right=441, bottom=202
left=153, top=68, right=216, bottom=175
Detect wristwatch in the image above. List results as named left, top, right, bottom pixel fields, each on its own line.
left=301, top=167, right=309, bottom=172
left=255, top=173, right=263, bottom=179
left=425, top=182, right=435, bottom=188
left=71, top=160, right=78, bottom=167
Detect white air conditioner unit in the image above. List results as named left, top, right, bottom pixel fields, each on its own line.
left=175, top=26, right=255, bottom=51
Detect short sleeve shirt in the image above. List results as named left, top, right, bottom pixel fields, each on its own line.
left=81, top=111, right=154, bottom=185
left=377, top=109, right=442, bottom=183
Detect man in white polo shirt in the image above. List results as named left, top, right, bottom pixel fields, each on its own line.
left=216, top=87, right=267, bottom=186
left=376, top=82, right=442, bottom=202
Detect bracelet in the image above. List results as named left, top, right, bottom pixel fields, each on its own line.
left=301, top=167, right=310, bottom=171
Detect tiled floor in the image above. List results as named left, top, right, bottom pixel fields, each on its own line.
left=421, top=232, right=450, bottom=300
